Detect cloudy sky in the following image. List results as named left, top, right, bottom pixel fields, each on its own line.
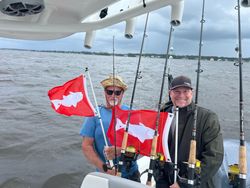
left=0, top=0, right=249, bottom=57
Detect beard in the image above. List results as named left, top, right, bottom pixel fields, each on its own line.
left=108, top=98, right=119, bottom=106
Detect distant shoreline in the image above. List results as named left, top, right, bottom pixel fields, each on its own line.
left=0, top=48, right=248, bottom=62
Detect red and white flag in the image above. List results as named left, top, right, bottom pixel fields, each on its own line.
left=107, top=106, right=174, bottom=161
left=48, top=75, right=95, bottom=117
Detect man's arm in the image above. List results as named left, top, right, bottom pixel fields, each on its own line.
left=200, top=112, right=224, bottom=180
left=104, top=146, right=121, bottom=160
left=82, top=137, right=115, bottom=175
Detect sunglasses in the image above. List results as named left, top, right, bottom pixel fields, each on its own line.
left=105, top=89, right=123, bottom=96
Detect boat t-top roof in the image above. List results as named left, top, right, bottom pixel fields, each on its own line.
left=0, top=0, right=184, bottom=43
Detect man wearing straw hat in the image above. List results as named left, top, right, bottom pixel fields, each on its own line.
left=80, top=75, right=140, bottom=182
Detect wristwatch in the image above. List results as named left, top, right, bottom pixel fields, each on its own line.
left=102, top=163, right=108, bottom=172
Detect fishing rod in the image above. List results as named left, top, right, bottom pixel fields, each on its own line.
left=186, top=0, right=205, bottom=187
left=117, top=13, right=149, bottom=177
left=167, top=46, right=174, bottom=89
left=146, top=25, right=174, bottom=186
left=237, top=1, right=247, bottom=187
left=85, top=67, right=114, bottom=169
left=111, top=35, right=118, bottom=174
left=228, top=1, right=247, bottom=187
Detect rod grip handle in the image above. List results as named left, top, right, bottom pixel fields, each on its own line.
left=188, top=140, right=196, bottom=164
left=121, top=132, right=128, bottom=150
left=150, top=135, right=158, bottom=156
left=239, top=145, right=247, bottom=174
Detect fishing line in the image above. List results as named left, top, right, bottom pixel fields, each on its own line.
left=117, top=13, right=150, bottom=177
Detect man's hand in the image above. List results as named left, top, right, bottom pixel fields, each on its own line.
left=104, top=146, right=121, bottom=160
left=106, top=168, right=116, bottom=176
left=170, top=182, right=180, bottom=188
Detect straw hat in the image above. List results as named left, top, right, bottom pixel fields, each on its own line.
left=100, top=75, right=128, bottom=91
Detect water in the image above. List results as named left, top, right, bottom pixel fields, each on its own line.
left=0, top=49, right=250, bottom=188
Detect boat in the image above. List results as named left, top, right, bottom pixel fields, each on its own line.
left=0, top=0, right=249, bottom=188
left=0, top=0, right=183, bottom=48
left=80, top=140, right=250, bottom=188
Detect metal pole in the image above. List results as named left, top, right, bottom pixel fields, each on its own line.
left=85, top=68, right=114, bottom=168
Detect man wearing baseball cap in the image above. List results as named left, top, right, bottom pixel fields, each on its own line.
left=156, top=75, right=223, bottom=188
left=80, top=75, right=140, bottom=182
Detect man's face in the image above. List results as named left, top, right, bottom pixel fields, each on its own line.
left=104, top=86, right=124, bottom=108
left=169, top=87, right=193, bottom=108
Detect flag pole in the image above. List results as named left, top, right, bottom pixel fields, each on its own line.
left=174, top=107, right=179, bottom=182
left=85, top=67, right=114, bottom=168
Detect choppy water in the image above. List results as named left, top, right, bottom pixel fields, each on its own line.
left=0, top=49, right=250, bottom=188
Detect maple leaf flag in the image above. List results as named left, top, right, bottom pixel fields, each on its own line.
left=107, top=106, right=174, bottom=161
left=48, top=75, right=95, bottom=117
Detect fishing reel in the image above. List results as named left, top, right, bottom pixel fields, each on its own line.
left=228, top=164, right=240, bottom=188
left=152, top=153, right=175, bottom=184
left=123, top=146, right=139, bottom=172
left=178, top=160, right=201, bottom=187
left=102, top=162, right=113, bottom=172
